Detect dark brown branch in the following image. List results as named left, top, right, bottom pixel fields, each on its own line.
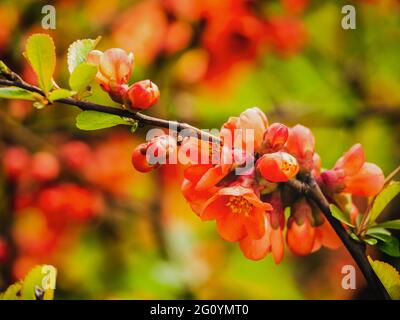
left=287, top=174, right=391, bottom=300
left=0, top=78, right=220, bottom=144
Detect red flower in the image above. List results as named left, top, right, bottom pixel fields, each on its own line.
left=287, top=199, right=316, bottom=256
left=257, top=152, right=299, bottom=183
left=201, top=185, right=272, bottom=242
left=321, top=144, right=384, bottom=197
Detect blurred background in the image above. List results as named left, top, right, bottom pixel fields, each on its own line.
left=0, top=0, right=399, bottom=299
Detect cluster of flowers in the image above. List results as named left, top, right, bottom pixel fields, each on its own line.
left=129, top=107, right=385, bottom=263
left=91, top=47, right=385, bottom=264
left=1, top=141, right=105, bottom=277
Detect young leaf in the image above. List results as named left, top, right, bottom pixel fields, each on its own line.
left=368, top=181, right=400, bottom=223
left=24, top=34, right=56, bottom=96
left=368, top=256, right=400, bottom=299
left=330, top=204, right=355, bottom=227
left=67, top=37, right=100, bottom=73
left=1, top=282, right=22, bottom=300
left=368, top=233, right=392, bottom=243
left=76, top=111, right=131, bottom=131
left=371, top=219, right=400, bottom=230
left=364, top=237, right=378, bottom=245
left=69, top=62, right=98, bottom=94
left=22, top=265, right=57, bottom=300
left=48, top=88, right=75, bottom=102
left=378, top=236, right=400, bottom=257
left=0, top=87, right=37, bottom=101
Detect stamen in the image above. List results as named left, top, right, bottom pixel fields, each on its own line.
left=226, top=196, right=253, bottom=216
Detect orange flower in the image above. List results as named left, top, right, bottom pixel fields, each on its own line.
left=315, top=218, right=342, bottom=250
left=221, top=107, right=268, bottom=151
left=182, top=139, right=233, bottom=191
left=257, top=152, right=299, bottom=182
left=321, top=144, right=384, bottom=197
left=287, top=199, right=316, bottom=256
left=201, top=185, right=272, bottom=241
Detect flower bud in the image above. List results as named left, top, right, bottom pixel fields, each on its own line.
left=257, top=152, right=299, bottom=182
left=126, top=80, right=160, bottom=110
left=263, top=123, right=289, bottom=152
left=344, top=162, right=384, bottom=197
left=287, top=199, right=316, bottom=256
left=131, top=135, right=177, bottom=172
left=132, top=143, right=158, bottom=173
left=286, top=124, right=315, bottom=171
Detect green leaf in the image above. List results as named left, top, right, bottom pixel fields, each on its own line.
left=76, top=111, right=131, bottom=131
left=48, top=88, right=75, bottom=102
left=24, top=34, right=56, bottom=96
left=378, top=236, right=400, bottom=257
left=364, top=237, right=378, bottom=245
left=330, top=204, right=355, bottom=227
left=368, top=256, right=400, bottom=299
left=369, top=181, right=400, bottom=223
left=69, top=62, right=98, bottom=94
left=22, top=265, right=57, bottom=300
left=67, top=37, right=100, bottom=73
left=2, top=283, right=22, bottom=300
left=371, top=219, right=400, bottom=230
left=369, top=233, right=393, bottom=243
left=366, top=227, right=392, bottom=236
left=0, top=87, right=37, bottom=101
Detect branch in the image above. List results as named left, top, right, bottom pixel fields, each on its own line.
left=0, top=78, right=221, bottom=144
left=287, top=174, right=391, bottom=300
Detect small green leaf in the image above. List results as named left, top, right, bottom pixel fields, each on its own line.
left=366, top=227, right=392, bottom=243
left=48, top=88, right=75, bottom=102
left=24, top=34, right=56, bottom=96
left=369, top=181, right=400, bottom=223
left=368, top=256, right=400, bottom=299
left=69, top=62, right=98, bottom=94
left=378, top=236, right=400, bottom=257
left=67, top=37, right=100, bottom=73
left=364, top=237, right=378, bottom=245
left=2, top=283, right=22, bottom=300
left=369, top=233, right=393, bottom=243
left=22, top=265, right=57, bottom=300
left=330, top=204, right=355, bottom=227
left=371, top=219, right=400, bottom=230
left=0, top=87, right=37, bottom=101
left=76, top=110, right=131, bottom=131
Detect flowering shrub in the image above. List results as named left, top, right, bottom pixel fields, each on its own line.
left=0, top=18, right=399, bottom=299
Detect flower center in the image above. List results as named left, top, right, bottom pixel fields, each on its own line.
left=226, top=196, right=253, bottom=216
